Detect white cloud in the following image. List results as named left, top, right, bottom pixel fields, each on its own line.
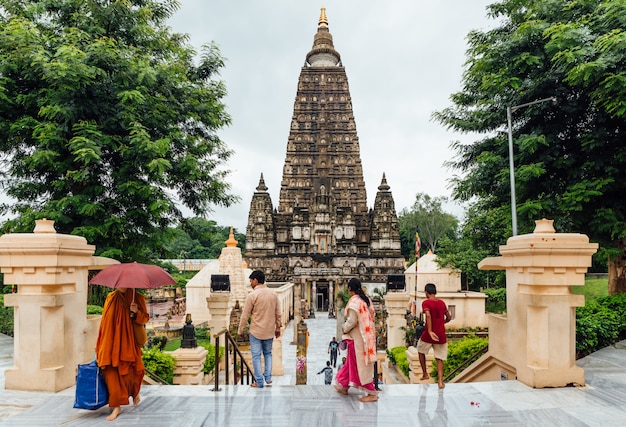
left=171, top=1, right=494, bottom=232
left=3, top=1, right=496, bottom=232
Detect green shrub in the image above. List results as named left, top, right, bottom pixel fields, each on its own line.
left=150, top=335, right=168, bottom=351
left=437, top=334, right=488, bottom=381
left=87, top=305, right=103, bottom=315
left=142, top=347, right=176, bottom=384
left=195, top=327, right=211, bottom=340
left=0, top=295, right=14, bottom=337
left=199, top=342, right=225, bottom=375
left=576, top=295, right=626, bottom=357
left=390, top=346, right=409, bottom=378
left=483, top=287, right=506, bottom=313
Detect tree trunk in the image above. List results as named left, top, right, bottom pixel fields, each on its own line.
left=608, top=238, right=626, bottom=294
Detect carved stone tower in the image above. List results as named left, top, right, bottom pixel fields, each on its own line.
left=245, top=8, right=404, bottom=310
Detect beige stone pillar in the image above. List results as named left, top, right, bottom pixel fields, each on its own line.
left=405, top=346, right=434, bottom=384
left=384, top=292, right=410, bottom=349
left=170, top=346, right=209, bottom=385
left=292, top=283, right=302, bottom=344
left=478, top=219, right=598, bottom=388
left=0, top=219, right=111, bottom=392
left=272, top=330, right=284, bottom=375
left=206, top=293, right=231, bottom=336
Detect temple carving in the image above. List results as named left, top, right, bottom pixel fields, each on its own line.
left=245, top=8, right=404, bottom=310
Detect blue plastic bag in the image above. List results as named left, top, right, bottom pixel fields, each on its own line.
left=73, top=360, right=109, bottom=410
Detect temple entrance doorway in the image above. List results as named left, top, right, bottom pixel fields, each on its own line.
left=316, top=282, right=329, bottom=312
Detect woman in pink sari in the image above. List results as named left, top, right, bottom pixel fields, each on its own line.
left=334, top=278, right=378, bottom=402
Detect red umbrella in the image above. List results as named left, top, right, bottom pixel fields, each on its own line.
left=89, top=262, right=176, bottom=289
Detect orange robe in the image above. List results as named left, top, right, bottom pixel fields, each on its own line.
left=96, top=289, right=149, bottom=407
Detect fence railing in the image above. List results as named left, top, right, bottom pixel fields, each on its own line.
left=211, top=328, right=256, bottom=391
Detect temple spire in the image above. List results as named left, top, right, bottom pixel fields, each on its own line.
left=319, top=6, right=328, bottom=28
left=256, top=173, right=268, bottom=192
left=306, top=7, right=341, bottom=66
left=378, top=173, right=390, bottom=191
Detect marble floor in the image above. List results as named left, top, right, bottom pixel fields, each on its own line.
left=2, top=315, right=626, bottom=426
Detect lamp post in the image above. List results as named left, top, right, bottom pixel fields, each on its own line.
left=506, top=96, right=556, bottom=236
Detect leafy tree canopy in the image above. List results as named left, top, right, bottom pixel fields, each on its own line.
left=398, top=192, right=459, bottom=261
left=164, top=217, right=245, bottom=260
left=0, top=0, right=237, bottom=261
left=434, top=0, right=626, bottom=292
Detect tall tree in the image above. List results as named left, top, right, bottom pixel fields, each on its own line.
left=398, top=193, right=458, bottom=261
left=165, top=218, right=246, bottom=259
left=0, top=0, right=237, bottom=261
left=434, top=0, right=626, bottom=293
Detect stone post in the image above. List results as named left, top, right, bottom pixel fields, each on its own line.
left=272, top=328, right=284, bottom=375
left=0, top=219, right=109, bottom=392
left=405, top=346, right=434, bottom=384
left=291, top=283, right=302, bottom=344
left=296, top=320, right=308, bottom=385
left=170, top=346, right=209, bottom=385
left=206, top=293, right=231, bottom=336
left=478, top=219, right=598, bottom=388
left=384, top=292, right=410, bottom=349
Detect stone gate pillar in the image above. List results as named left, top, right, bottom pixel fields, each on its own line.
left=206, top=293, right=231, bottom=336
left=0, top=219, right=110, bottom=392
left=478, top=218, right=598, bottom=388
left=384, top=292, right=410, bottom=349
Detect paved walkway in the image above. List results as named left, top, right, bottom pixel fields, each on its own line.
left=2, top=316, right=626, bottom=426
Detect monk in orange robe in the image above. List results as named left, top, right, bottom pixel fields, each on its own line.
left=96, top=288, right=148, bottom=421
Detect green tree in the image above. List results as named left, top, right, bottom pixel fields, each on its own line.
left=0, top=0, right=237, bottom=262
left=165, top=217, right=245, bottom=259
left=433, top=0, right=626, bottom=293
left=398, top=193, right=459, bottom=261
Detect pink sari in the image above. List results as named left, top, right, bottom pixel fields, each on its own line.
left=336, top=340, right=376, bottom=393
left=336, top=295, right=377, bottom=394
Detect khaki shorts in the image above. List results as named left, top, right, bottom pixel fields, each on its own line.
left=417, top=339, right=448, bottom=361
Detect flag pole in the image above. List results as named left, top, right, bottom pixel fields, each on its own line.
left=414, top=227, right=421, bottom=316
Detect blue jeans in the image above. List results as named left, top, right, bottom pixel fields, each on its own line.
left=249, top=334, right=273, bottom=387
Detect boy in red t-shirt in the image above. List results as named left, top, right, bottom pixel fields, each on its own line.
left=417, top=283, right=451, bottom=389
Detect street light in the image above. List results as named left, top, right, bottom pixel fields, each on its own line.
left=506, top=96, right=557, bottom=236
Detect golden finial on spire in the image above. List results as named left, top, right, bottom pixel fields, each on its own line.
left=319, top=6, right=328, bottom=28
left=225, top=226, right=238, bottom=247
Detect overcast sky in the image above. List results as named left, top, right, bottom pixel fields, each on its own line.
left=167, top=1, right=496, bottom=232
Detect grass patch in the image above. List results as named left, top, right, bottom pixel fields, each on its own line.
left=573, top=277, right=608, bottom=303
left=485, top=276, right=608, bottom=314
left=163, top=338, right=212, bottom=351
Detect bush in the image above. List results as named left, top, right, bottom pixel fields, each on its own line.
left=87, top=305, right=103, bottom=315
left=149, top=335, right=168, bottom=351
left=483, top=287, right=506, bottom=313
left=142, top=347, right=176, bottom=384
left=0, top=295, right=14, bottom=337
left=576, top=294, right=626, bottom=358
left=195, top=327, right=211, bottom=340
left=390, top=346, right=409, bottom=378
left=437, top=335, right=488, bottom=381
left=199, top=342, right=225, bottom=375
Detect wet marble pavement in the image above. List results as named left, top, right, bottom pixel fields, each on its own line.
left=1, top=316, right=626, bottom=426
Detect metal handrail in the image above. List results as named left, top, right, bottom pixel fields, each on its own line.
left=443, top=343, right=489, bottom=383
left=144, top=367, right=169, bottom=385
left=211, top=328, right=256, bottom=391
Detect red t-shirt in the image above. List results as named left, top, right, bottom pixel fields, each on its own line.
left=420, top=298, right=448, bottom=344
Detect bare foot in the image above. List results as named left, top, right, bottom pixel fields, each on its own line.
left=334, top=385, right=348, bottom=395
left=359, top=394, right=378, bottom=402
left=438, top=382, right=445, bottom=389
left=420, top=374, right=430, bottom=380
left=106, top=407, right=122, bottom=421
left=133, top=393, right=141, bottom=406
